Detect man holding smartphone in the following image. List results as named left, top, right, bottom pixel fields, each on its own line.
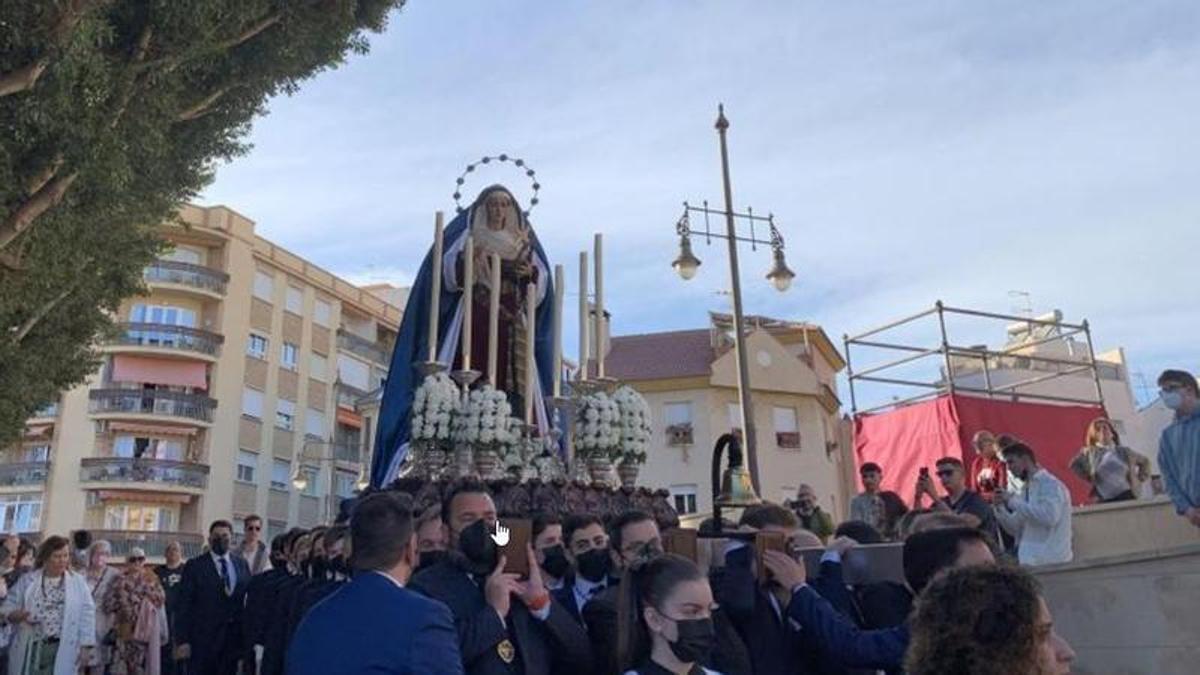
left=914, top=457, right=998, bottom=540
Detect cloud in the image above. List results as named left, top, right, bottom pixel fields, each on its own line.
left=199, top=1, right=1200, bottom=409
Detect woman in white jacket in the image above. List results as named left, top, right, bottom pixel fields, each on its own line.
left=1, top=536, right=96, bottom=675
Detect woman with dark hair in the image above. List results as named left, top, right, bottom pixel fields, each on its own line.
left=4, top=539, right=35, bottom=589
left=1070, top=417, right=1151, bottom=503
left=1, top=536, right=97, bottom=674
left=906, top=565, right=1074, bottom=675
left=616, top=553, right=721, bottom=675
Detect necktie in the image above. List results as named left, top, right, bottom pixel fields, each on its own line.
left=219, top=557, right=231, bottom=595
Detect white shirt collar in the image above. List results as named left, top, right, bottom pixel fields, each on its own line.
left=574, top=574, right=607, bottom=597
left=372, top=570, right=405, bottom=589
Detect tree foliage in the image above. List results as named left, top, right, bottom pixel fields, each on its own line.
left=0, top=0, right=405, bottom=446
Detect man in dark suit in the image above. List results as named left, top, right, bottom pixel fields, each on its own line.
left=175, top=519, right=252, bottom=675
left=583, top=510, right=752, bottom=675
left=242, top=532, right=292, bottom=674
left=551, top=514, right=616, bottom=625
left=287, top=492, right=464, bottom=675
left=410, top=479, right=592, bottom=675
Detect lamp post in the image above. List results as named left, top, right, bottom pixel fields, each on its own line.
left=292, top=439, right=372, bottom=520
left=672, top=104, right=798, bottom=491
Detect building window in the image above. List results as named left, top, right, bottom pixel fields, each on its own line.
left=130, top=304, right=197, bottom=328
left=253, top=270, right=274, bottom=301
left=113, top=436, right=184, bottom=461
left=285, top=286, right=304, bottom=314
left=773, top=406, right=800, bottom=449
left=663, top=402, right=694, bottom=446
left=334, top=470, right=356, bottom=499
left=310, top=353, right=327, bottom=381
left=305, top=408, right=326, bottom=439
left=247, top=334, right=269, bottom=360
left=19, top=445, right=50, bottom=463
left=267, top=519, right=287, bottom=542
left=242, top=388, right=264, bottom=419
left=670, top=484, right=698, bottom=515
left=162, top=246, right=202, bottom=265
left=337, top=354, right=371, bottom=391
left=237, top=450, right=258, bottom=483
left=276, top=399, right=296, bottom=431
left=300, top=466, right=320, bottom=497
left=313, top=299, right=332, bottom=327
left=103, top=503, right=177, bottom=532
left=281, top=342, right=299, bottom=371
left=0, top=494, right=42, bottom=533
left=271, top=459, right=290, bottom=491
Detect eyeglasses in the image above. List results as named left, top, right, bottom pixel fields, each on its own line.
left=246, top=526, right=262, bottom=532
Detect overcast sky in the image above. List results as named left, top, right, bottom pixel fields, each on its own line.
left=200, top=1, right=1199, bottom=409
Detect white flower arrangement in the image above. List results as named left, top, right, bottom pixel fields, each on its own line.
left=613, top=385, right=652, bottom=465
left=453, top=384, right=515, bottom=449
left=575, top=390, right=623, bottom=460
left=410, top=373, right=458, bottom=444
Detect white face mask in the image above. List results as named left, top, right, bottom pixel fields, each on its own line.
left=1162, top=391, right=1184, bottom=411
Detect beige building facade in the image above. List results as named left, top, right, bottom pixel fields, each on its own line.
left=606, top=314, right=854, bottom=523
left=7, top=204, right=401, bottom=559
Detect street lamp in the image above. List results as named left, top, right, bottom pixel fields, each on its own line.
left=672, top=104, right=799, bottom=491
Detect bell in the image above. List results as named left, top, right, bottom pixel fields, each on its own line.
left=716, top=462, right=761, bottom=508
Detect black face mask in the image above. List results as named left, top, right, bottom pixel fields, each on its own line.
left=539, top=545, right=572, bottom=579
left=456, top=520, right=498, bottom=575
left=328, top=556, right=350, bottom=577
left=416, top=550, right=449, bottom=574
left=575, top=548, right=611, bottom=583
left=309, top=557, right=328, bottom=579
left=664, top=615, right=716, bottom=664
left=209, top=536, right=230, bottom=556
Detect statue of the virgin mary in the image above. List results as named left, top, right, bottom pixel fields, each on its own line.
left=371, top=185, right=556, bottom=486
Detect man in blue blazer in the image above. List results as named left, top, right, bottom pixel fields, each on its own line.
left=287, top=492, right=464, bottom=675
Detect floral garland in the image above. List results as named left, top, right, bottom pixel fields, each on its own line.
left=453, top=384, right=515, bottom=448
left=575, top=390, right=622, bottom=460
left=410, top=373, right=458, bottom=444
left=613, top=385, right=652, bottom=465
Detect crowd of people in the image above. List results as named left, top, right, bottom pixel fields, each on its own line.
left=0, top=369, right=1191, bottom=674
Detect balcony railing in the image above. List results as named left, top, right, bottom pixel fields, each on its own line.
left=80, top=457, right=210, bottom=489
left=88, top=389, right=216, bottom=423
left=336, top=382, right=369, bottom=409
left=337, top=329, right=390, bottom=364
left=0, top=462, right=51, bottom=487
left=143, top=260, right=229, bottom=295
left=113, top=323, right=224, bottom=357
left=88, top=530, right=205, bottom=559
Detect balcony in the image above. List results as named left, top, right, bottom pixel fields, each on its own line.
left=143, top=260, right=229, bottom=298
left=336, top=382, right=369, bottom=409
left=108, top=323, right=223, bottom=361
left=29, top=403, right=58, bottom=421
left=331, top=443, right=365, bottom=464
left=0, top=462, right=51, bottom=488
left=88, top=389, right=216, bottom=425
left=80, top=457, right=210, bottom=492
left=337, top=329, right=390, bottom=365
left=88, top=530, right=205, bottom=559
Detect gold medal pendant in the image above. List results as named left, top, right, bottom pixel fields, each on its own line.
left=497, top=639, right=515, bottom=664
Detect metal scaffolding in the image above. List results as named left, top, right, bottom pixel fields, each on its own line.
left=843, top=302, right=1108, bottom=416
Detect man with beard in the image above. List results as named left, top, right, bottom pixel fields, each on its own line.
left=992, top=443, right=1073, bottom=566
left=410, top=479, right=592, bottom=675
left=552, top=515, right=615, bottom=624
left=532, top=513, right=570, bottom=592
left=175, top=520, right=252, bottom=674
left=583, top=511, right=752, bottom=675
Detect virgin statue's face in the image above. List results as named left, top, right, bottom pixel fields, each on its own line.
left=485, top=192, right=516, bottom=232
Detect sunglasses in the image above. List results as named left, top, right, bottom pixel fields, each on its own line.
left=246, top=526, right=261, bottom=532
left=129, top=557, right=145, bottom=563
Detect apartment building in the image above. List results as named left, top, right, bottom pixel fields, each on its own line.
left=6, top=204, right=401, bottom=559
left=605, top=313, right=854, bottom=522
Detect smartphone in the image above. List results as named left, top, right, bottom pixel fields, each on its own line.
left=663, top=528, right=699, bottom=562
left=919, top=467, right=930, bottom=480
left=500, top=518, right=532, bottom=578
left=754, top=530, right=787, bottom=581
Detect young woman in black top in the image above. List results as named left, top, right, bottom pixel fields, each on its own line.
left=616, top=554, right=721, bottom=675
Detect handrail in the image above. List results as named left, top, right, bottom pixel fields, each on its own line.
left=144, top=260, right=229, bottom=294
left=114, top=323, right=224, bottom=356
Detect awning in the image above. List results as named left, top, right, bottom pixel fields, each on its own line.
left=23, top=424, right=53, bottom=438
left=111, top=355, right=207, bottom=390
left=108, top=422, right=198, bottom=437
left=96, top=490, right=193, bottom=504
left=336, top=408, right=363, bottom=428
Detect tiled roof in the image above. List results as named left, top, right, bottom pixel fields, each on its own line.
left=604, top=329, right=716, bottom=381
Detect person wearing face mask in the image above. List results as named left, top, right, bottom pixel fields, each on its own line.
left=585, top=511, right=750, bottom=675
left=286, top=526, right=351, bottom=647
left=615, top=553, right=721, bottom=675
left=532, top=513, right=570, bottom=592
left=409, top=479, right=592, bottom=675
left=242, top=534, right=291, bottom=675
left=287, top=492, right=464, bottom=675
left=415, top=506, right=450, bottom=574
left=552, top=515, right=615, bottom=624
left=259, top=529, right=309, bottom=675
left=992, top=443, right=1073, bottom=566
left=174, top=520, right=251, bottom=675
left=1156, top=369, right=1200, bottom=528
